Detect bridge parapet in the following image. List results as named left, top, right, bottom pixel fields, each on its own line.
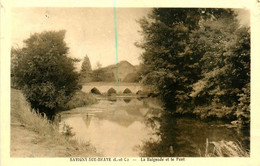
left=82, top=83, right=143, bottom=94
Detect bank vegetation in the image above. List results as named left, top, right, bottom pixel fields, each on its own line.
left=11, top=88, right=99, bottom=157
left=137, top=8, right=250, bottom=126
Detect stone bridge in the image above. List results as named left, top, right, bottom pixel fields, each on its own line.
left=82, top=82, right=143, bottom=95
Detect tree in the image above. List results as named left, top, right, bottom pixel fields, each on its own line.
left=80, top=55, right=92, bottom=73
left=91, top=61, right=116, bottom=82
left=189, top=15, right=250, bottom=123
left=232, top=27, right=250, bottom=125
left=189, top=14, right=239, bottom=118
left=137, top=8, right=199, bottom=110
left=137, top=8, right=249, bottom=121
left=92, top=69, right=115, bottom=82
left=80, top=55, right=92, bottom=83
left=12, top=30, right=79, bottom=119
left=11, top=47, right=24, bottom=88
left=137, top=8, right=236, bottom=111
left=95, top=61, right=102, bottom=69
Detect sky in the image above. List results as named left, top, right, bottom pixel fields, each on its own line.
left=11, top=8, right=151, bottom=70
left=11, top=8, right=249, bottom=70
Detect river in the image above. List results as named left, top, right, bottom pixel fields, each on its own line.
left=59, top=96, right=249, bottom=157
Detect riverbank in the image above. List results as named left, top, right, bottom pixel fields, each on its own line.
left=59, top=90, right=97, bottom=110
left=11, top=89, right=99, bottom=157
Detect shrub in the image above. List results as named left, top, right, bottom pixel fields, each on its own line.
left=61, top=90, right=97, bottom=110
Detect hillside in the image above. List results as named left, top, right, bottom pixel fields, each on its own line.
left=82, top=61, right=140, bottom=83
left=102, top=61, right=137, bottom=82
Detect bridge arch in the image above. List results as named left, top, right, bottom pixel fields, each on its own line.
left=90, top=87, right=101, bottom=94
left=136, top=90, right=143, bottom=95
left=82, top=83, right=144, bottom=95
left=107, top=88, right=116, bottom=96
left=123, top=88, right=132, bottom=94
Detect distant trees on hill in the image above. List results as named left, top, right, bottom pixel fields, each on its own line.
left=80, top=60, right=141, bottom=83
left=92, top=68, right=115, bottom=82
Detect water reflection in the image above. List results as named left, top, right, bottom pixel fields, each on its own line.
left=137, top=97, right=144, bottom=101
left=123, top=98, right=131, bottom=103
left=61, top=98, right=157, bottom=156
left=107, top=96, right=117, bottom=102
left=60, top=97, right=249, bottom=157
left=137, top=112, right=250, bottom=157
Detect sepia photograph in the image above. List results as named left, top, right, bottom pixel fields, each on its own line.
left=2, top=1, right=260, bottom=165
left=9, top=7, right=251, bottom=158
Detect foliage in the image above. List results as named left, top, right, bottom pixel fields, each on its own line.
left=137, top=8, right=235, bottom=109
left=60, top=122, right=75, bottom=137
left=81, top=55, right=92, bottom=72
left=205, top=139, right=249, bottom=157
left=123, top=73, right=138, bottom=82
left=11, top=48, right=24, bottom=88
left=236, top=83, right=250, bottom=125
left=60, top=90, right=97, bottom=110
left=92, top=69, right=115, bottom=82
left=123, top=65, right=143, bottom=83
left=80, top=55, right=92, bottom=83
left=95, top=61, right=102, bottom=69
left=190, top=19, right=250, bottom=122
left=11, top=30, right=79, bottom=119
left=137, top=112, right=249, bottom=157
left=137, top=8, right=250, bottom=125
left=232, top=27, right=250, bottom=125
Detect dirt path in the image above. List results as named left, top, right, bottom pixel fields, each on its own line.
left=11, top=124, right=68, bottom=157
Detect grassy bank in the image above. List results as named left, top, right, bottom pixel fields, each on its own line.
left=59, top=90, right=97, bottom=110
left=11, top=89, right=99, bottom=157
left=204, top=139, right=249, bottom=157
